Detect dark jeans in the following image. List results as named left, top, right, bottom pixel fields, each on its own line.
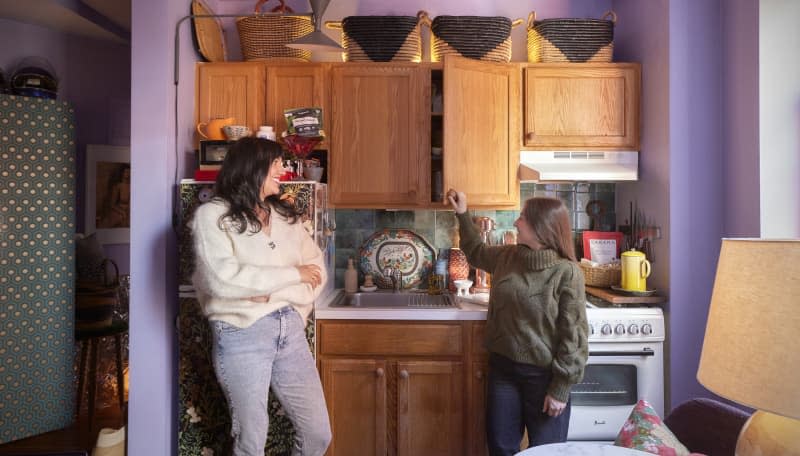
left=486, top=353, right=571, bottom=456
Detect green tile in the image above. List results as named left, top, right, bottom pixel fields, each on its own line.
left=495, top=210, right=518, bottom=229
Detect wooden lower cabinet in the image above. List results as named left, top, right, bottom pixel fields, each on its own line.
left=318, top=320, right=486, bottom=456
left=320, top=359, right=388, bottom=456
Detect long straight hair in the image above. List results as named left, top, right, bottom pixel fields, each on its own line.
left=213, top=137, right=300, bottom=233
left=522, top=197, right=577, bottom=262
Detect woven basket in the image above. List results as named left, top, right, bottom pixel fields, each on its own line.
left=421, top=12, right=523, bottom=63
left=326, top=12, right=423, bottom=62
left=527, top=10, right=616, bottom=63
left=236, top=0, right=313, bottom=61
left=579, top=262, right=621, bottom=288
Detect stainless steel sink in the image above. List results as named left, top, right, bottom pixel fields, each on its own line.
left=329, top=290, right=458, bottom=309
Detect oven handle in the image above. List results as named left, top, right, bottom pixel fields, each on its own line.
left=589, top=348, right=655, bottom=357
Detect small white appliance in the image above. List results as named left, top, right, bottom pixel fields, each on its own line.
left=568, top=303, right=665, bottom=441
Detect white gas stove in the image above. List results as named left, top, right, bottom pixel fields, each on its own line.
left=569, top=302, right=665, bottom=441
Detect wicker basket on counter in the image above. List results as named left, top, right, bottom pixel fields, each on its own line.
left=527, top=10, right=616, bottom=63
left=420, top=11, right=523, bottom=63
left=236, top=0, right=313, bottom=61
left=326, top=13, right=423, bottom=62
left=579, top=262, right=621, bottom=288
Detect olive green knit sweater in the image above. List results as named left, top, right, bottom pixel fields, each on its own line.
left=457, top=212, right=588, bottom=402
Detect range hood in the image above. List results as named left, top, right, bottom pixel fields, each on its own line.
left=518, top=151, right=639, bottom=182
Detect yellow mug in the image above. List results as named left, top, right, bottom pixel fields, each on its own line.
left=621, top=249, right=651, bottom=291
left=197, top=117, right=235, bottom=140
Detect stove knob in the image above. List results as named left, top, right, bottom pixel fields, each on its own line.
left=601, top=324, right=612, bottom=336
left=614, top=324, right=626, bottom=335
left=628, top=324, right=640, bottom=335
left=642, top=323, right=653, bottom=335
left=589, top=324, right=595, bottom=335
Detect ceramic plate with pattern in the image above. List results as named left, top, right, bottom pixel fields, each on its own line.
left=359, top=229, right=435, bottom=289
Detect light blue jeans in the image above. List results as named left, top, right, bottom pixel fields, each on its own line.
left=211, top=306, right=331, bottom=456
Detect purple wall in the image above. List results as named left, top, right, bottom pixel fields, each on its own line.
left=0, top=19, right=132, bottom=274
left=722, top=0, right=760, bottom=237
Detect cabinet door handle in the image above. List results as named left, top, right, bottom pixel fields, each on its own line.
left=376, top=368, right=384, bottom=378
left=525, top=132, right=535, bottom=141
left=399, top=369, right=409, bottom=379
left=476, top=370, right=483, bottom=380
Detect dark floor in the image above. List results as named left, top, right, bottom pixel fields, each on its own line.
left=0, top=404, right=125, bottom=455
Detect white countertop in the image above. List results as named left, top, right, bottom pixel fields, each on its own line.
left=179, top=287, right=490, bottom=321
left=314, top=289, right=489, bottom=321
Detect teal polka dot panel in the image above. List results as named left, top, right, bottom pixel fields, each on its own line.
left=0, top=94, right=76, bottom=443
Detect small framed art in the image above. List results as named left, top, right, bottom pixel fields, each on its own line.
left=86, top=144, right=130, bottom=245
left=582, top=231, right=624, bottom=264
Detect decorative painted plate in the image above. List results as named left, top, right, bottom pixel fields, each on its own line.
left=359, top=229, right=435, bottom=290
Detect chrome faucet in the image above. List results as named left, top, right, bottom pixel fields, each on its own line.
left=383, top=267, right=403, bottom=292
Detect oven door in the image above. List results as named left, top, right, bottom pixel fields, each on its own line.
left=567, top=341, right=664, bottom=441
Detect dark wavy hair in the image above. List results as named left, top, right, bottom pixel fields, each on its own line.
left=522, top=197, right=577, bottom=262
left=213, top=137, right=300, bottom=233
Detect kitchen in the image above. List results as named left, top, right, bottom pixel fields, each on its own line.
left=1, top=0, right=797, bottom=455
left=179, top=3, right=653, bottom=451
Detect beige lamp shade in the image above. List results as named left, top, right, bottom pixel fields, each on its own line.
left=697, top=238, right=800, bottom=420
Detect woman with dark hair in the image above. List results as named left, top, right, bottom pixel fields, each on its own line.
left=191, top=137, right=331, bottom=455
left=447, top=189, right=588, bottom=456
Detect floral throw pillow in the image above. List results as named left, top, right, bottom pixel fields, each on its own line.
left=615, top=399, right=691, bottom=456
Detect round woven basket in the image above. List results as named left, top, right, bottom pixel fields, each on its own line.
left=527, top=10, right=616, bottom=63
left=421, top=12, right=523, bottom=63
left=236, top=0, right=313, bottom=61
left=326, top=13, right=423, bottom=62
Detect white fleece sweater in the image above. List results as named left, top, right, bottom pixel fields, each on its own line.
left=190, top=199, right=327, bottom=328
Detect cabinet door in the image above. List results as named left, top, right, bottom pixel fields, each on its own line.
left=195, top=62, right=265, bottom=135
left=522, top=63, right=640, bottom=149
left=396, top=360, right=464, bottom=456
left=320, top=359, right=387, bottom=456
left=265, top=64, right=328, bottom=148
left=443, top=57, right=519, bottom=208
left=329, top=64, right=429, bottom=207
left=468, top=360, right=489, bottom=456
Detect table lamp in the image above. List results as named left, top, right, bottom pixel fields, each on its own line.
left=697, top=238, right=800, bottom=456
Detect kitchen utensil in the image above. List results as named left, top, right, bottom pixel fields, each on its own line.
left=611, top=285, right=657, bottom=297
left=197, top=117, right=234, bottom=140
left=621, top=248, right=651, bottom=292
left=454, top=279, right=473, bottom=296
left=222, top=124, right=251, bottom=141
left=472, top=216, right=496, bottom=293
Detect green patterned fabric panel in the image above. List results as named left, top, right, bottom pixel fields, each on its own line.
left=0, top=94, right=76, bottom=443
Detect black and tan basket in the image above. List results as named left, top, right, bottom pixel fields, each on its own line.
left=527, top=10, right=616, bottom=63
left=579, top=262, right=621, bottom=288
left=236, top=0, right=313, bottom=61
left=421, top=12, right=523, bottom=63
left=326, top=12, right=424, bottom=62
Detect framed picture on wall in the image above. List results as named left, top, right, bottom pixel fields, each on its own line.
left=86, top=144, right=130, bottom=245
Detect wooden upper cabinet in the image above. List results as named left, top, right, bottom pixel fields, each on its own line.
left=443, top=57, right=520, bottom=208
left=265, top=64, right=327, bottom=147
left=329, top=64, right=429, bottom=207
left=195, top=62, right=265, bottom=135
left=522, top=63, right=641, bottom=150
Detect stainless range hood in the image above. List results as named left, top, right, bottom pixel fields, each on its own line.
left=518, top=151, right=639, bottom=182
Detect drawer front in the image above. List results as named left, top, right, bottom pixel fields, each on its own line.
left=319, top=321, right=463, bottom=356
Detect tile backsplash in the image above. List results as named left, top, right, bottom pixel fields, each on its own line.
left=333, top=182, right=616, bottom=288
